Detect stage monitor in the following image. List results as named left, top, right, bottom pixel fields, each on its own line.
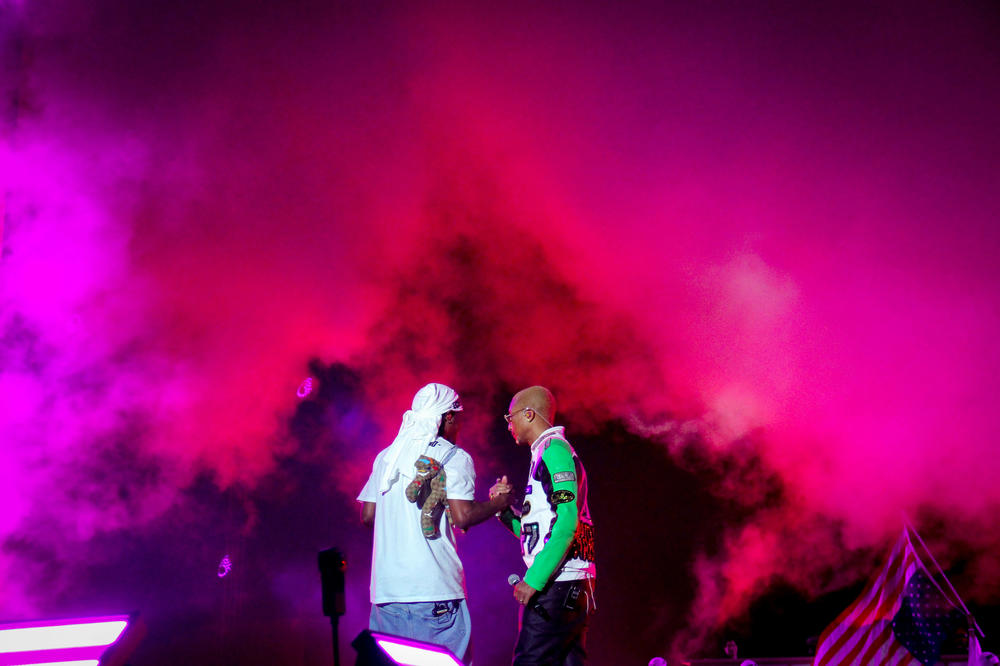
left=352, top=629, right=464, bottom=666
left=0, top=613, right=145, bottom=666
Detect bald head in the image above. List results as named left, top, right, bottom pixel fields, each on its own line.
left=511, top=386, right=556, bottom=423
left=508, top=386, right=557, bottom=445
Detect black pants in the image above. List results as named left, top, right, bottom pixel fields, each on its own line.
left=512, top=579, right=593, bottom=666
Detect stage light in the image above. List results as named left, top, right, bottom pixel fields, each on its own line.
left=218, top=554, right=233, bottom=578
left=297, top=376, right=317, bottom=398
left=352, top=629, right=464, bottom=666
left=13, top=662, right=99, bottom=666
left=0, top=618, right=126, bottom=653
left=0, top=613, right=144, bottom=666
left=15, top=661, right=99, bottom=666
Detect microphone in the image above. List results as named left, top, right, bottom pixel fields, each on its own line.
left=507, top=574, right=550, bottom=621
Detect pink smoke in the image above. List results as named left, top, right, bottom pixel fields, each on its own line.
left=2, top=1, right=999, bottom=660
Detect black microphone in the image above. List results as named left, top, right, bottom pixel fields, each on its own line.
left=508, top=574, right=550, bottom=621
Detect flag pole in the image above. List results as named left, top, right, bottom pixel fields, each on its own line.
left=902, top=516, right=985, bottom=640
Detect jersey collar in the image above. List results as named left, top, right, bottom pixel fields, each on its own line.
left=530, top=426, right=565, bottom=454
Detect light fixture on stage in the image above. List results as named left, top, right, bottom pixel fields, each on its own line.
left=0, top=612, right=145, bottom=666
left=217, top=553, right=233, bottom=578
left=297, top=376, right=318, bottom=398
left=352, top=630, right=464, bottom=666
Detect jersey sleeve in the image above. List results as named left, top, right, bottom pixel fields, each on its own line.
left=498, top=507, right=522, bottom=537
left=523, top=439, right=580, bottom=590
left=444, top=449, right=476, bottom=500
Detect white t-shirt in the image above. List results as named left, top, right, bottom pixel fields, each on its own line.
left=358, top=437, right=476, bottom=604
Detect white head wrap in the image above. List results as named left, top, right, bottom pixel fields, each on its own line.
left=378, top=383, right=463, bottom=493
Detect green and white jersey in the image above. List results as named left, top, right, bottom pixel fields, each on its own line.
left=501, top=426, right=596, bottom=589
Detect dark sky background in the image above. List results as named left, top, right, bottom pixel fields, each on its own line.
left=2, top=1, right=1000, bottom=663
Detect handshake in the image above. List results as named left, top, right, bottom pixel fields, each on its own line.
left=488, top=475, right=515, bottom=507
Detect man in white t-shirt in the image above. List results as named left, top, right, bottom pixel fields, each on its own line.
left=358, top=383, right=513, bottom=663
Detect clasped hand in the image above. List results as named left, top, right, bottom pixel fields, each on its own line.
left=489, top=475, right=514, bottom=504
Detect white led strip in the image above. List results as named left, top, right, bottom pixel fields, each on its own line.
left=375, top=638, right=464, bottom=666
left=0, top=620, right=127, bottom=653
left=10, top=661, right=100, bottom=666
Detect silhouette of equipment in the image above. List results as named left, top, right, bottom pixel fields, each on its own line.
left=319, top=547, right=347, bottom=666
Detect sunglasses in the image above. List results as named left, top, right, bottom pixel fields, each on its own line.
left=503, top=407, right=533, bottom=423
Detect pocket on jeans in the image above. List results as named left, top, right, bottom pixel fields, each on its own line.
left=429, top=604, right=458, bottom=630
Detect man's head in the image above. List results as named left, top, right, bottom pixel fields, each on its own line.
left=506, top=385, right=556, bottom=446
left=378, top=382, right=463, bottom=493
left=410, top=382, right=463, bottom=443
left=438, top=410, right=461, bottom=443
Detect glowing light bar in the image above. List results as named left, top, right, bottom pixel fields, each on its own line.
left=15, top=662, right=99, bottom=666
left=0, top=614, right=141, bottom=666
left=0, top=618, right=127, bottom=653
left=371, top=632, right=464, bottom=666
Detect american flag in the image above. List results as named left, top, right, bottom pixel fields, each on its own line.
left=813, top=528, right=962, bottom=666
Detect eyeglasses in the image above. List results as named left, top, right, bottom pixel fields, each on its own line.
left=503, top=407, right=533, bottom=423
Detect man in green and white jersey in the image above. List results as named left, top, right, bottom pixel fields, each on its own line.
left=498, top=386, right=596, bottom=665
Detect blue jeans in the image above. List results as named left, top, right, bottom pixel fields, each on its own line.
left=370, top=599, right=472, bottom=664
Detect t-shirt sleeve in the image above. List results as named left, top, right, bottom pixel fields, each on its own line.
left=444, top=449, right=476, bottom=501
left=357, top=453, right=383, bottom=503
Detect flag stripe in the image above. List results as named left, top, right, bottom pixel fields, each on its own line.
left=860, top=619, right=897, bottom=664
left=837, top=557, right=914, bottom=665
left=816, top=537, right=906, bottom=662
left=884, top=641, right=918, bottom=666
left=813, top=530, right=924, bottom=666
left=816, top=540, right=910, bottom=664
